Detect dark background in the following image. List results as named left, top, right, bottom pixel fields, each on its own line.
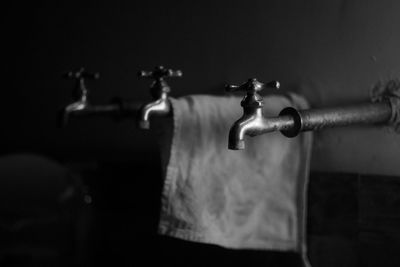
left=3, top=0, right=400, bottom=174
left=2, top=1, right=400, bottom=266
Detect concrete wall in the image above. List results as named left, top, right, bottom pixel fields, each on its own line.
left=3, top=0, right=400, bottom=175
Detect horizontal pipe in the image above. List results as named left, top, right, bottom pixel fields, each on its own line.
left=69, top=105, right=120, bottom=116
left=300, top=101, right=392, bottom=130
left=67, top=102, right=143, bottom=118
left=260, top=115, right=295, bottom=134
left=278, top=101, right=392, bottom=137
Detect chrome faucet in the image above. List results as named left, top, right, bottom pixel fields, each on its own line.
left=226, top=78, right=394, bottom=150
left=59, top=68, right=100, bottom=127
left=59, top=68, right=136, bottom=127
left=225, top=78, right=282, bottom=150
left=137, top=66, right=182, bottom=129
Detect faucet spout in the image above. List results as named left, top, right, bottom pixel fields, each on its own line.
left=138, top=93, right=171, bottom=129
left=228, top=107, right=295, bottom=150
left=59, top=100, right=131, bottom=127
left=228, top=108, right=263, bottom=150
left=59, top=99, right=89, bottom=127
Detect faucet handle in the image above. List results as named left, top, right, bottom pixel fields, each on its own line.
left=64, top=67, right=100, bottom=100
left=138, top=65, right=183, bottom=80
left=225, top=78, right=280, bottom=94
left=226, top=78, right=280, bottom=108
left=138, top=65, right=182, bottom=99
left=64, top=67, right=100, bottom=81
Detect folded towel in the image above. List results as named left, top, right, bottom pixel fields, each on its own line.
left=157, top=94, right=312, bottom=265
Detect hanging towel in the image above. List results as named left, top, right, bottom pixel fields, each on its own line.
left=157, top=93, right=313, bottom=264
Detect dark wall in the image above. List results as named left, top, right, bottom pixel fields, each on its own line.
left=3, top=0, right=400, bottom=174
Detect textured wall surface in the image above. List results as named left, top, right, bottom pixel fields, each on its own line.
left=3, top=0, right=400, bottom=174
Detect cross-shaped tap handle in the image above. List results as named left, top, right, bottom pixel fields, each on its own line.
left=138, top=65, right=182, bottom=80
left=65, top=67, right=100, bottom=81
left=138, top=66, right=182, bottom=98
left=225, top=78, right=280, bottom=94
left=226, top=78, right=280, bottom=108
left=64, top=67, right=100, bottom=101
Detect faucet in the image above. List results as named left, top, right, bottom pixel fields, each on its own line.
left=59, top=68, right=99, bottom=127
left=226, top=78, right=394, bottom=150
left=60, top=68, right=135, bottom=127
left=225, top=78, right=282, bottom=150
left=137, top=66, right=182, bottom=129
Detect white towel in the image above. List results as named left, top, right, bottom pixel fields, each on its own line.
left=157, top=94, right=312, bottom=265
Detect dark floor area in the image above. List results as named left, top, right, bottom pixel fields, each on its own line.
left=2, top=156, right=400, bottom=266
